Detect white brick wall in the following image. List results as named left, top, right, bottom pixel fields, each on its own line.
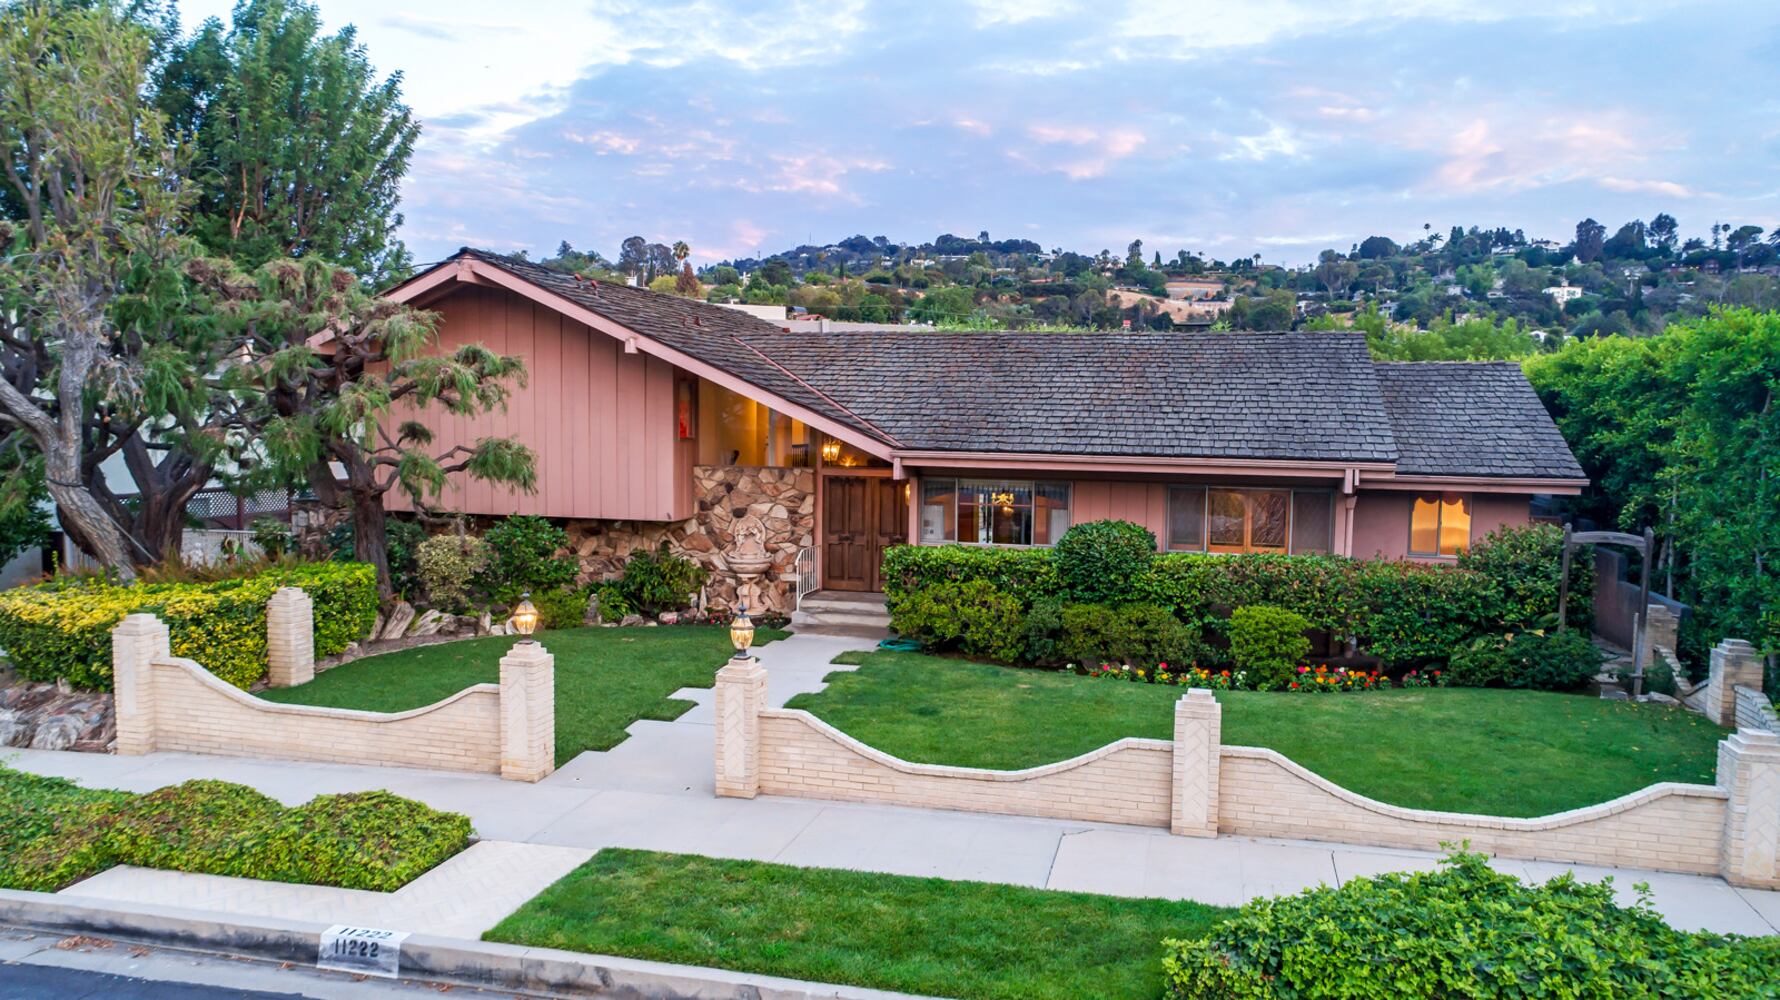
left=110, top=609, right=555, bottom=782
left=1735, top=686, right=1779, bottom=735
left=755, top=709, right=1175, bottom=826
left=1217, top=746, right=1728, bottom=876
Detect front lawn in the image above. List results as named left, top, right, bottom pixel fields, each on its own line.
left=484, top=848, right=1231, bottom=1000
left=786, top=650, right=1729, bottom=817
left=260, top=625, right=786, bottom=766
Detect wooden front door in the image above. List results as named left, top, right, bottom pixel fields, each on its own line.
left=822, top=476, right=907, bottom=592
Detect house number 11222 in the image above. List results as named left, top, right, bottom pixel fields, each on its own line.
left=318, top=925, right=408, bottom=978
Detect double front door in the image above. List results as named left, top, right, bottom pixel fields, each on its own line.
left=821, top=475, right=907, bottom=592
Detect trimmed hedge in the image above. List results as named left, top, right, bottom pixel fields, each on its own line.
left=0, top=561, right=378, bottom=690
left=885, top=523, right=1587, bottom=669
left=1163, top=851, right=1779, bottom=999
left=0, top=766, right=470, bottom=893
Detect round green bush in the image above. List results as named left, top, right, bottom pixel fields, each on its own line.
left=890, top=579, right=1026, bottom=662
left=1228, top=605, right=1312, bottom=690
left=473, top=515, right=578, bottom=605
left=1163, top=851, right=1779, bottom=999
left=1447, top=627, right=1603, bottom=690
left=1052, top=520, right=1157, bottom=603
left=534, top=586, right=591, bottom=630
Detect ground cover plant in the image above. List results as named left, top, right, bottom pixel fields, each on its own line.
left=0, top=766, right=469, bottom=892
left=1164, top=850, right=1780, bottom=999
left=485, top=848, right=1232, bottom=1000
left=786, top=650, right=1727, bottom=816
left=261, top=624, right=786, bottom=765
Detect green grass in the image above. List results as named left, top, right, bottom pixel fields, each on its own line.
left=485, top=848, right=1232, bottom=1000
left=260, top=625, right=786, bottom=766
left=785, top=650, right=1730, bottom=817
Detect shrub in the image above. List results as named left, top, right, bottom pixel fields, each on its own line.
left=1055, top=603, right=1201, bottom=669
left=590, top=581, right=634, bottom=622
left=1354, top=560, right=1499, bottom=667
left=474, top=515, right=578, bottom=605
left=1459, top=522, right=1593, bottom=630
left=881, top=544, right=1061, bottom=610
left=1141, top=552, right=1363, bottom=638
left=614, top=542, right=708, bottom=615
left=415, top=532, right=487, bottom=612
left=1021, top=597, right=1067, bottom=664
left=0, top=561, right=378, bottom=690
left=1228, top=605, right=1312, bottom=690
left=1447, top=627, right=1603, bottom=690
left=0, top=767, right=470, bottom=893
left=890, top=579, right=1025, bottom=662
left=1052, top=520, right=1156, bottom=603
left=250, top=517, right=293, bottom=559
left=533, top=586, right=591, bottom=630
left=1162, top=850, right=1779, bottom=999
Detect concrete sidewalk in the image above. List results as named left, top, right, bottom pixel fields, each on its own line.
left=5, top=631, right=1778, bottom=938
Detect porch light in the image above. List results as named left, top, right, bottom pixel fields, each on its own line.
left=820, top=438, right=842, bottom=464
left=729, top=605, right=756, bottom=661
left=511, top=593, right=540, bottom=639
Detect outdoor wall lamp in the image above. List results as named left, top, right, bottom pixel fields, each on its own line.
left=729, top=605, right=756, bottom=662
left=820, top=439, right=842, bottom=464
left=511, top=592, right=540, bottom=641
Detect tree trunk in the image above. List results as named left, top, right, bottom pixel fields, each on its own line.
left=45, top=476, right=136, bottom=577
left=354, top=495, right=392, bottom=599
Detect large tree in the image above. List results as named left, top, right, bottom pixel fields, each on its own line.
left=208, top=258, right=536, bottom=596
left=0, top=2, right=190, bottom=574
left=1573, top=218, right=1607, bottom=264
left=156, top=0, right=418, bottom=281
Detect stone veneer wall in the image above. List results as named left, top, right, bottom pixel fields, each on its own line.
left=564, top=466, right=815, bottom=615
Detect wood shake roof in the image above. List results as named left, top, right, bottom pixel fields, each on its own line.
left=438, top=250, right=1584, bottom=480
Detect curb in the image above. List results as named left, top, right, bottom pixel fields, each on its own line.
left=0, top=888, right=931, bottom=1000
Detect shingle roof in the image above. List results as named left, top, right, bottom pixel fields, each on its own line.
left=1374, top=362, right=1585, bottom=479
left=445, top=250, right=1583, bottom=478
left=455, top=249, right=888, bottom=440
left=746, top=329, right=1399, bottom=462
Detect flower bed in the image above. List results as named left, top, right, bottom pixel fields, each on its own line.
left=1076, top=661, right=1444, bottom=693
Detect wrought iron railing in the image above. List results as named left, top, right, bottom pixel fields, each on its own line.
left=793, top=546, right=817, bottom=611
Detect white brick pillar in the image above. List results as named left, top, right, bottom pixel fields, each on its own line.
left=714, top=657, right=768, bottom=798
left=111, top=613, right=170, bottom=756
left=1706, top=639, right=1766, bottom=728
left=265, top=587, right=315, bottom=688
left=1171, top=688, right=1222, bottom=837
left=498, top=640, right=555, bottom=782
left=1718, top=728, right=1780, bottom=889
left=1644, top=603, right=1679, bottom=656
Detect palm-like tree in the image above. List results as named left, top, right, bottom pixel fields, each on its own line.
left=672, top=240, right=690, bottom=262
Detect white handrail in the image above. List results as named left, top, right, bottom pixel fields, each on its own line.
left=793, top=546, right=817, bottom=611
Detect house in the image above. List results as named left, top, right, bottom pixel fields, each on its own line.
left=1164, top=277, right=1224, bottom=301
left=1544, top=281, right=1583, bottom=304
left=384, top=249, right=1586, bottom=614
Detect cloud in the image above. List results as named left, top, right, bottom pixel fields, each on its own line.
left=1599, top=176, right=1695, bottom=198
left=1222, top=122, right=1303, bottom=161
left=1018, top=125, right=1148, bottom=178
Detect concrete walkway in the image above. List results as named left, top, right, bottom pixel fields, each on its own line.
left=6, top=631, right=1778, bottom=938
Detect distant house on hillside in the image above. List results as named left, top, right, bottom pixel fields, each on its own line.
left=383, top=249, right=1586, bottom=614
left=1543, top=281, right=1583, bottom=304
left=1165, top=277, right=1224, bottom=300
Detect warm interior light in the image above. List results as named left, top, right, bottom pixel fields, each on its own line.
left=820, top=439, right=842, bottom=464
left=729, top=606, right=755, bottom=660
left=511, top=593, right=540, bottom=637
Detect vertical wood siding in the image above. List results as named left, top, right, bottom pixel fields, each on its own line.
left=387, top=285, right=690, bottom=520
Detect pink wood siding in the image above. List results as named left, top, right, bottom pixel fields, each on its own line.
left=1350, top=491, right=1532, bottom=561
left=387, top=285, right=691, bottom=521
left=1071, top=481, right=1169, bottom=534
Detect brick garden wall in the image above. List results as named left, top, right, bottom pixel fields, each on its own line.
left=111, top=594, right=556, bottom=782
left=715, top=657, right=1780, bottom=888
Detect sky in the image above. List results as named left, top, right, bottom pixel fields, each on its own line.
left=176, top=0, right=1780, bottom=268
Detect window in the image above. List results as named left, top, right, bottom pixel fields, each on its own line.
left=696, top=382, right=810, bottom=467
left=920, top=479, right=1070, bottom=546
left=1410, top=494, right=1471, bottom=557
left=1168, top=486, right=1334, bottom=555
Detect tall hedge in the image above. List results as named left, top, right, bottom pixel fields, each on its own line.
left=0, top=562, right=378, bottom=690
left=883, top=523, right=1587, bottom=668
